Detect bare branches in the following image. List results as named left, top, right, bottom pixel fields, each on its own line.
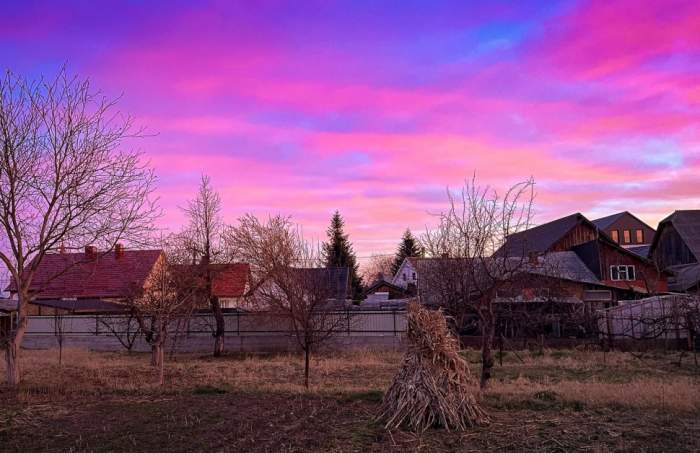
left=227, top=214, right=348, bottom=387
left=0, top=67, right=158, bottom=385
left=419, top=176, right=537, bottom=388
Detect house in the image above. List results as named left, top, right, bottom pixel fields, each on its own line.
left=0, top=298, right=17, bottom=338
left=6, top=245, right=164, bottom=315
left=496, top=213, right=668, bottom=301
left=592, top=211, right=655, bottom=257
left=177, top=263, right=251, bottom=309
left=391, top=257, right=419, bottom=292
left=650, top=210, right=700, bottom=293
left=246, top=266, right=350, bottom=310
left=362, top=277, right=408, bottom=301
left=414, top=252, right=618, bottom=310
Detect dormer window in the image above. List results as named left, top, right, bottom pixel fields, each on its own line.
left=623, top=230, right=631, bottom=244
left=611, top=230, right=619, bottom=243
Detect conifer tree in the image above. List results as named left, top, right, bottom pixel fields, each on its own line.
left=391, top=229, right=423, bottom=275
left=322, top=211, right=363, bottom=300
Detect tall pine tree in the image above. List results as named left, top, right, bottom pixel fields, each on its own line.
left=391, top=229, right=423, bottom=276
left=322, top=211, right=363, bottom=300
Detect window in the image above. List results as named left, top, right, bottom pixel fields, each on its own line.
left=636, top=229, right=644, bottom=243
left=411, top=272, right=416, bottom=280
left=610, top=265, right=636, bottom=281
left=623, top=230, right=631, bottom=244
left=611, top=230, right=619, bottom=243
left=402, top=273, right=406, bottom=281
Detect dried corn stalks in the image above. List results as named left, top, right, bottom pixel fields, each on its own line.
left=377, top=302, right=490, bottom=432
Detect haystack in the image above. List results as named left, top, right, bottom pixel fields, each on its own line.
left=377, top=302, right=489, bottom=432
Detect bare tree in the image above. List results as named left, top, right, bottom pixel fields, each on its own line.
left=228, top=214, right=349, bottom=388
left=53, top=309, right=66, bottom=366
left=127, top=255, right=197, bottom=386
left=360, top=254, right=395, bottom=285
left=178, top=175, right=227, bottom=356
left=420, top=176, right=535, bottom=389
left=0, top=68, right=157, bottom=385
left=98, top=309, right=142, bottom=353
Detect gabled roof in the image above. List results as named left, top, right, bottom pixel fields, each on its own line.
left=592, top=212, right=627, bottom=230
left=496, top=213, right=591, bottom=256
left=592, top=211, right=655, bottom=233
left=290, top=267, right=350, bottom=301
left=653, top=210, right=700, bottom=262
left=667, top=264, right=700, bottom=292
left=7, top=249, right=163, bottom=300
left=362, top=278, right=406, bottom=297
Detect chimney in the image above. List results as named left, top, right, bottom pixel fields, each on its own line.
left=115, top=243, right=125, bottom=259
left=85, top=245, right=97, bottom=260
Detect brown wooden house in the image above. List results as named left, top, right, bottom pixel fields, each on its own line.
left=649, top=210, right=700, bottom=293
left=497, top=213, right=668, bottom=304
left=592, top=211, right=655, bottom=258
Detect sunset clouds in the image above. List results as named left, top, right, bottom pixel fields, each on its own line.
left=2, top=0, right=699, bottom=256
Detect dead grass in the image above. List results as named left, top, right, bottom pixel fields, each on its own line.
left=3, top=347, right=697, bottom=412
left=0, top=346, right=699, bottom=451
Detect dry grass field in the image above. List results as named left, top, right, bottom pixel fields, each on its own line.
left=1, top=347, right=699, bottom=452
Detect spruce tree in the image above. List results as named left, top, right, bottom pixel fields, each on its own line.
left=391, top=229, right=423, bottom=276
left=322, top=210, right=363, bottom=300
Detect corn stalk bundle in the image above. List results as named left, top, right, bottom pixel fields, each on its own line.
left=377, top=302, right=490, bottom=432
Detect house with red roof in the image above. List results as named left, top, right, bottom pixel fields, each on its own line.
left=6, top=245, right=251, bottom=314
left=6, top=245, right=165, bottom=314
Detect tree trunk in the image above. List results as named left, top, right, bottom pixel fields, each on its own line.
left=157, top=344, right=165, bottom=386
left=5, top=337, right=21, bottom=386
left=212, top=297, right=225, bottom=357
left=151, top=343, right=163, bottom=368
left=480, top=302, right=495, bottom=390
left=304, top=346, right=310, bottom=389
left=5, top=290, right=29, bottom=386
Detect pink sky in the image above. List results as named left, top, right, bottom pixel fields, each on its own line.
left=2, top=0, right=699, bottom=259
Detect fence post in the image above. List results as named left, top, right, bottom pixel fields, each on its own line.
left=95, top=314, right=99, bottom=335
left=237, top=311, right=240, bottom=336
left=393, top=310, right=397, bottom=336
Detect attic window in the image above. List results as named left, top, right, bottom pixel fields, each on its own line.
left=402, top=273, right=406, bottom=281
left=636, top=229, right=644, bottom=243
left=611, top=230, right=619, bottom=243
left=610, top=265, right=635, bottom=281
left=623, top=230, right=631, bottom=244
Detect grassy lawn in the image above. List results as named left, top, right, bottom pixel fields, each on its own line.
left=1, top=347, right=699, bottom=452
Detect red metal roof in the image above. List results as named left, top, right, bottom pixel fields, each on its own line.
left=9, top=250, right=163, bottom=300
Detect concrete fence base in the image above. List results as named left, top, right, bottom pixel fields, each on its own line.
left=22, top=333, right=406, bottom=354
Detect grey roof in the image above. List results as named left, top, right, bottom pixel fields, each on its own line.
left=592, top=211, right=655, bottom=232
left=592, top=212, right=627, bottom=230
left=627, top=245, right=651, bottom=259
left=667, top=264, right=700, bottom=292
left=31, top=298, right=128, bottom=312
left=521, top=251, right=600, bottom=285
left=496, top=213, right=587, bottom=256
left=660, top=210, right=700, bottom=262
left=291, top=267, right=349, bottom=301
left=0, top=299, right=17, bottom=312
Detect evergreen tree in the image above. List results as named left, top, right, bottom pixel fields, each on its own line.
left=322, top=211, right=363, bottom=300
left=391, top=229, right=423, bottom=276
